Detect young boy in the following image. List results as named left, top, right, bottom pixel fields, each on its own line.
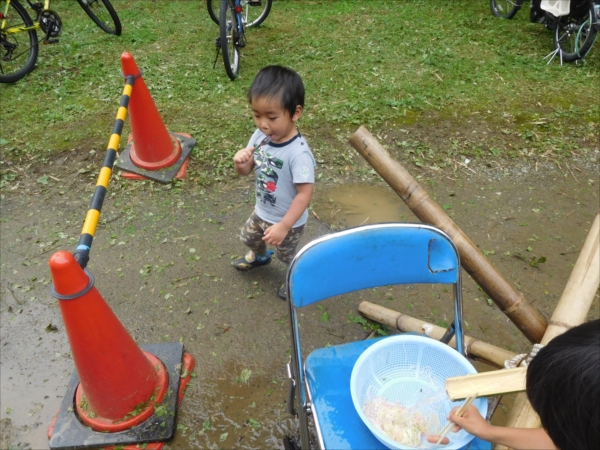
left=232, top=66, right=315, bottom=300
left=429, top=319, right=600, bottom=449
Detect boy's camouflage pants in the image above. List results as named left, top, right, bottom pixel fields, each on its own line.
left=240, top=211, right=305, bottom=266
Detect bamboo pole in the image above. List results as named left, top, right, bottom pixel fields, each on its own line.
left=446, top=367, right=527, bottom=401
left=358, top=301, right=517, bottom=368
left=349, top=126, right=547, bottom=343
left=495, top=213, right=600, bottom=450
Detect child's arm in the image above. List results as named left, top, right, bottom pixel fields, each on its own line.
left=263, top=183, right=313, bottom=246
left=427, top=405, right=557, bottom=450
left=233, top=146, right=256, bottom=175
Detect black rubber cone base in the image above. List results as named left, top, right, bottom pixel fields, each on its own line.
left=115, top=132, right=196, bottom=184
left=48, top=343, right=184, bottom=450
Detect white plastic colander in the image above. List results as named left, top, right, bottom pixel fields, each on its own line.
left=350, top=335, right=487, bottom=450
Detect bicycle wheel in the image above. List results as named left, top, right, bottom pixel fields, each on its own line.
left=207, top=0, right=219, bottom=25
left=220, top=0, right=240, bottom=80
left=553, top=4, right=598, bottom=62
left=0, top=0, right=38, bottom=83
left=209, top=0, right=271, bottom=27
left=489, top=0, right=524, bottom=19
left=244, top=0, right=272, bottom=28
left=76, top=0, right=122, bottom=35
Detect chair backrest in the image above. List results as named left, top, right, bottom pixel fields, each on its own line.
left=288, top=223, right=460, bottom=308
left=285, top=224, right=466, bottom=447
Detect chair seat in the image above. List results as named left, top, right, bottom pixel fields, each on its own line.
left=305, top=338, right=492, bottom=450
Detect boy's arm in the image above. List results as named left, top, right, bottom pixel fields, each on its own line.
left=262, top=183, right=313, bottom=246
left=427, top=405, right=557, bottom=450
left=481, top=426, right=556, bottom=450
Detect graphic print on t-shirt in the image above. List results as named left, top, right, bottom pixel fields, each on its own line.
left=255, top=146, right=283, bottom=207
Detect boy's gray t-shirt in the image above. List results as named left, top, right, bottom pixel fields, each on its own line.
left=247, top=129, right=316, bottom=227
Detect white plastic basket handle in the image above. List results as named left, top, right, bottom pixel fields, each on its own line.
left=541, top=0, right=571, bottom=17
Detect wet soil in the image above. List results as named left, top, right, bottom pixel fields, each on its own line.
left=1, top=148, right=599, bottom=449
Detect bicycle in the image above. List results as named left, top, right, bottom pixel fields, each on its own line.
left=0, top=0, right=121, bottom=83
left=211, top=0, right=272, bottom=80
left=550, top=0, right=599, bottom=63
left=490, top=0, right=599, bottom=63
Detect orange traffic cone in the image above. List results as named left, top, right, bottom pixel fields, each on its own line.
left=46, top=250, right=194, bottom=450
left=114, top=52, right=196, bottom=183
left=49, top=250, right=168, bottom=430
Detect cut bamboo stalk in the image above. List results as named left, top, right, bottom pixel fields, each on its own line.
left=349, top=126, right=547, bottom=344
left=495, top=213, right=599, bottom=450
left=446, top=367, right=527, bottom=401
left=358, top=301, right=517, bottom=368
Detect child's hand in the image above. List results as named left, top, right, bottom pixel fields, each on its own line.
left=262, top=223, right=290, bottom=246
left=426, top=405, right=488, bottom=445
left=233, top=146, right=255, bottom=165
left=233, top=147, right=256, bottom=175
left=447, top=405, right=490, bottom=437
left=426, top=435, right=450, bottom=445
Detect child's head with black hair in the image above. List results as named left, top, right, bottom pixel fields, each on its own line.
left=247, top=66, right=305, bottom=145
left=526, top=319, right=600, bottom=450
left=248, top=65, right=304, bottom=118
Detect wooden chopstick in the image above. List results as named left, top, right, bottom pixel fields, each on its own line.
left=435, top=395, right=477, bottom=445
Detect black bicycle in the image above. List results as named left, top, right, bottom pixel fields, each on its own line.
left=550, top=1, right=599, bottom=63
left=0, top=0, right=121, bottom=83
left=210, top=0, right=272, bottom=80
left=490, top=0, right=599, bottom=63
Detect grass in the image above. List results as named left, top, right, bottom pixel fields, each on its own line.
left=1, top=0, right=598, bottom=185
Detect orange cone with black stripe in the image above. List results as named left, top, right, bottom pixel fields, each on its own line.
left=48, top=250, right=168, bottom=429
left=114, top=52, right=196, bottom=183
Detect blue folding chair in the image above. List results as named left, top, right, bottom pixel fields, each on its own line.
left=285, top=223, right=491, bottom=449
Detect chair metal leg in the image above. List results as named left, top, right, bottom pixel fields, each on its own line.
left=286, top=358, right=296, bottom=416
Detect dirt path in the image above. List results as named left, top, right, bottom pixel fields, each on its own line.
left=1, top=149, right=598, bottom=449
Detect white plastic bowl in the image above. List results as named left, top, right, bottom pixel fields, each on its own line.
left=350, top=335, right=487, bottom=449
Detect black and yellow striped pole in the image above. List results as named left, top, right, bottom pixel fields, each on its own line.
left=72, top=75, right=136, bottom=269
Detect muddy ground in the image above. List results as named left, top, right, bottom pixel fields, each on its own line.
left=1, top=134, right=599, bottom=449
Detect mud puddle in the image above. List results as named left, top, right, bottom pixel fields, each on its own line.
left=313, top=184, right=414, bottom=228
left=1, top=159, right=599, bottom=449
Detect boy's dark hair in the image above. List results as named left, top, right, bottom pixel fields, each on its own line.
left=526, top=319, right=600, bottom=450
left=248, top=66, right=304, bottom=117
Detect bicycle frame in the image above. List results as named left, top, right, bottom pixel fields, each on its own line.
left=1, top=0, right=48, bottom=35
left=234, top=0, right=244, bottom=37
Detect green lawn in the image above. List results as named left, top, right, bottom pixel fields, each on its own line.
left=1, top=0, right=598, bottom=183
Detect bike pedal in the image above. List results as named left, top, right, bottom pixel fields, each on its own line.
left=248, top=1, right=262, bottom=6
left=43, top=38, right=59, bottom=44
left=214, top=37, right=221, bottom=48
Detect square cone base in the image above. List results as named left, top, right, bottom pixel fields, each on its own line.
left=48, top=343, right=189, bottom=450
left=115, top=132, right=196, bottom=184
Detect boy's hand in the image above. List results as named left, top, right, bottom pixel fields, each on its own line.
left=449, top=405, right=490, bottom=437
left=263, top=222, right=290, bottom=246
left=233, top=147, right=255, bottom=175
left=426, top=435, right=450, bottom=445
left=426, top=405, right=488, bottom=445
left=233, top=146, right=254, bottom=165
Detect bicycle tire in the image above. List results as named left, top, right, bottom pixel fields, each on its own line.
left=220, top=0, right=240, bottom=80
left=207, top=0, right=219, bottom=25
left=489, top=0, right=524, bottom=19
left=244, top=0, right=272, bottom=28
left=553, top=4, right=598, bottom=62
left=209, top=0, right=271, bottom=28
left=76, top=0, right=122, bottom=36
left=0, top=0, right=38, bottom=83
